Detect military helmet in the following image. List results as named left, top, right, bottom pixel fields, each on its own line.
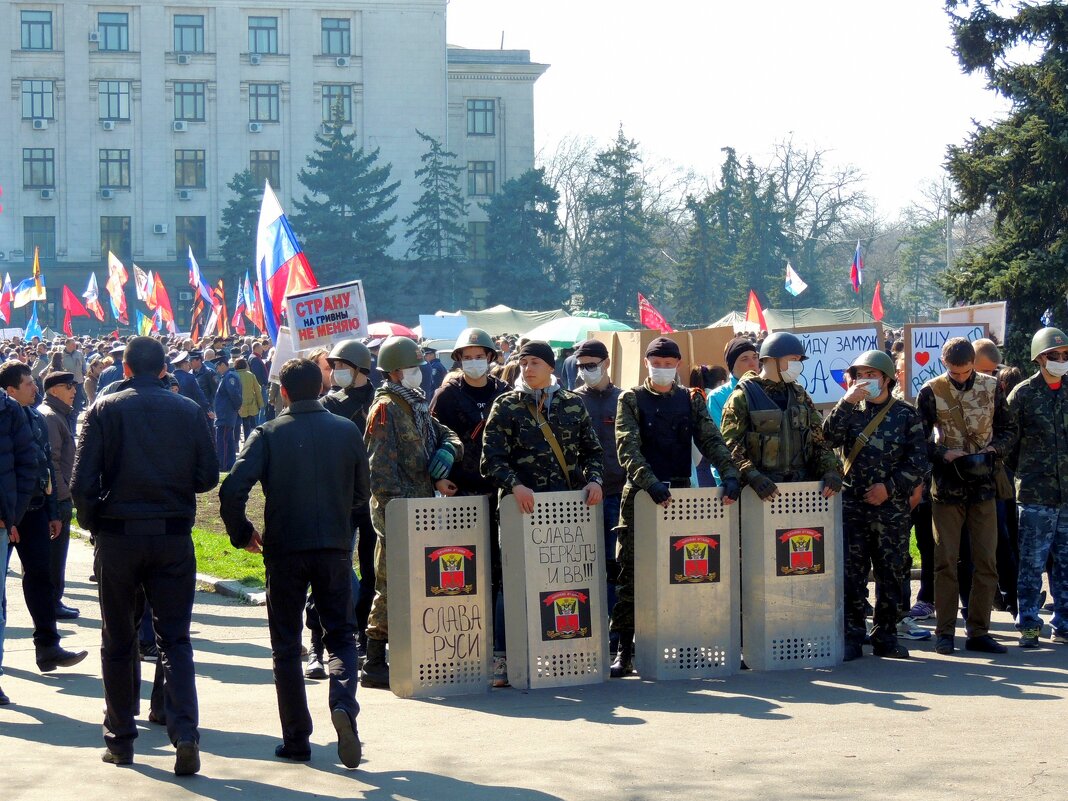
left=327, top=339, right=372, bottom=371
left=847, top=349, right=896, bottom=380
left=759, top=332, right=807, bottom=361
left=376, top=335, right=422, bottom=373
left=450, top=327, right=499, bottom=363
left=1030, top=327, right=1068, bottom=361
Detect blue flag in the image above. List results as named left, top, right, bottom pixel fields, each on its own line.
left=24, top=301, right=43, bottom=339
left=1042, top=307, right=1054, bottom=326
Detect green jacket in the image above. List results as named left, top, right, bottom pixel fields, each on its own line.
left=1007, top=372, right=1068, bottom=505
left=364, top=386, right=462, bottom=535
left=481, top=386, right=603, bottom=493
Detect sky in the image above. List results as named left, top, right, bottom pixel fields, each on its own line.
left=445, top=0, right=1011, bottom=215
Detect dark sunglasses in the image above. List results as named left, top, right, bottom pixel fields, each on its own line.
left=577, top=360, right=604, bottom=371
left=1045, top=351, right=1068, bottom=362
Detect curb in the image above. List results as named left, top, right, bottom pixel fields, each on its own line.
left=70, top=525, right=267, bottom=606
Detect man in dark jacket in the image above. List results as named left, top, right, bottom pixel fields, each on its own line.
left=220, top=358, right=366, bottom=769
left=0, top=385, right=40, bottom=705
left=172, top=352, right=211, bottom=416
left=190, top=350, right=218, bottom=403
left=0, top=362, right=86, bottom=674
left=38, top=370, right=80, bottom=619
left=71, top=337, right=218, bottom=774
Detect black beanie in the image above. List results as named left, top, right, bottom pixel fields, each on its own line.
left=724, top=337, right=758, bottom=373
left=645, top=336, right=681, bottom=359
left=573, top=339, right=608, bottom=360
left=517, top=339, right=556, bottom=367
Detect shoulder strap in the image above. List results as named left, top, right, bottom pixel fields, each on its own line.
left=526, top=401, right=572, bottom=490
left=930, top=376, right=979, bottom=449
left=842, top=399, right=897, bottom=477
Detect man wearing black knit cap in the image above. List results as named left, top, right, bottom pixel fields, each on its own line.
left=611, top=336, right=742, bottom=678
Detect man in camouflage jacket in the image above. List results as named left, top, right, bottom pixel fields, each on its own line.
left=823, top=351, right=927, bottom=660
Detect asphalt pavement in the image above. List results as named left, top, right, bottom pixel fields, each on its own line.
left=1, top=535, right=1066, bottom=801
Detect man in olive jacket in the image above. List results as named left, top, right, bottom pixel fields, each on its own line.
left=220, top=358, right=368, bottom=769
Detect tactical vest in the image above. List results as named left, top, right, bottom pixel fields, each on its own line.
left=635, top=385, right=693, bottom=482
left=931, top=373, right=995, bottom=452
left=740, top=379, right=812, bottom=480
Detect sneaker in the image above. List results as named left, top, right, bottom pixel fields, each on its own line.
left=1052, top=630, right=1068, bottom=645
left=1019, top=627, right=1041, bottom=648
left=304, top=654, right=327, bottom=680
left=491, top=655, right=509, bottom=688
left=908, top=601, right=935, bottom=620
left=897, top=617, right=932, bottom=641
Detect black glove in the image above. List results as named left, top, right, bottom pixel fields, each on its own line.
left=721, top=477, right=741, bottom=501
left=648, top=481, right=672, bottom=505
left=750, top=473, right=778, bottom=500
left=823, top=472, right=843, bottom=493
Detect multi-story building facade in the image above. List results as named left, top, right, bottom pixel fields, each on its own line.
left=0, top=1, right=546, bottom=329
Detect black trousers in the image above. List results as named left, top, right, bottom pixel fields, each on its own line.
left=49, top=499, right=73, bottom=605
left=307, top=507, right=375, bottom=650
left=14, top=503, right=59, bottom=651
left=266, top=549, right=359, bottom=748
left=95, top=532, right=199, bottom=754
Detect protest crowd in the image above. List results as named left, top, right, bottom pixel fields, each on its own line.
left=0, top=318, right=1065, bottom=776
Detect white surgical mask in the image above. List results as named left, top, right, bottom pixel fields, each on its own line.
left=1045, top=360, right=1068, bottom=378
left=462, top=359, right=489, bottom=379
left=583, top=365, right=605, bottom=385
left=401, top=366, right=423, bottom=389
left=333, top=368, right=353, bottom=388
left=780, top=361, right=804, bottom=383
left=649, top=367, right=677, bottom=385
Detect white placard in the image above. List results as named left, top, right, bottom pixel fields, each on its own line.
left=287, top=279, right=367, bottom=351
left=903, top=322, right=988, bottom=399
left=790, top=324, right=882, bottom=407
left=939, top=302, right=1006, bottom=343
left=269, top=326, right=299, bottom=381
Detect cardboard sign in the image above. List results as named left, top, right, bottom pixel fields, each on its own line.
left=787, top=323, right=883, bottom=408
left=903, top=322, right=989, bottom=399
left=939, top=302, right=1006, bottom=344
left=286, top=279, right=367, bottom=351
left=590, top=326, right=735, bottom=389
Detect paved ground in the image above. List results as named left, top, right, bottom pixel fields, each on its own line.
left=2, top=535, right=1066, bottom=801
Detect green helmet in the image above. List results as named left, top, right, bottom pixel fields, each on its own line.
left=1030, top=327, right=1068, bottom=361
left=759, top=332, right=807, bottom=361
left=377, top=336, right=421, bottom=373
left=450, top=327, right=499, bottom=363
left=328, top=339, right=371, bottom=371
left=847, top=349, right=896, bottom=380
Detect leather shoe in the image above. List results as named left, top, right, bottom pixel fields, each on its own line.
left=873, top=642, right=910, bottom=659
left=331, top=707, right=362, bottom=769
left=101, top=749, right=133, bottom=766
left=55, top=604, right=80, bottom=620
left=37, top=646, right=89, bottom=672
left=0, top=684, right=10, bottom=705
left=147, top=710, right=166, bottom=726
left=843, top=642, right=864, bottom=662
left=174, top=741, right=200, bottom=776
left=275, top=743, right=311, bottom=762
left=965, top=634, right=1007, bottom=654
left=935, top=635, right=954, bottom=655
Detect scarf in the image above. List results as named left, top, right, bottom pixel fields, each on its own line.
left=386, top=380, right=437, bottom=464
left=514, top=373, right=559, bottom=413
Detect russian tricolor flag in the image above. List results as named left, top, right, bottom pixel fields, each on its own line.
left=850, top=239, right=863, bottom=294
left=255, top=181, right=317, bottom=343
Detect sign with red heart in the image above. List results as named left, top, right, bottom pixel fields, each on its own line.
left=915, top=351, right=930, bottom=367
left=904, top=323, right=988, bottom=401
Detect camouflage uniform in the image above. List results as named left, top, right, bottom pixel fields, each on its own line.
left=611, top=381, right=740, bottom=634
left=481, top=387, right=604, bottom=494
left=822, top=395, right=927, bottom=648
left=1007, top=373, right=1068, bottom=638
left=364, top=386, right=462, bottom=642
left=719, top=372, right=842, bottom=486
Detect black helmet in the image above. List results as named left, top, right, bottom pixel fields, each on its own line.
left=759, top=332, right=807, bottom=361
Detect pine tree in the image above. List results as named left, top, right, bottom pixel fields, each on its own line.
left=483, top=168, right=564, bottom=310
left=218, top=169, right=261, bottom=273
left=292, top=102, right=400, bottom=290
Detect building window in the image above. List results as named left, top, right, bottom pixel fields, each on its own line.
left=467, top=222, right=488, bottom=262
left=321, top=18, right=350, bottom=55
left=176, top=216, right=207, bottom=263
left=467, top=99, right=495, bottom=136
left=23, top=149, right=55, bottom=189
left=321, top=85, right=352, bottom=122
left=98, top=12, right=130, bottom=52
left=174, top=82, right=205, bottom=121
left=250, top=150, right=280, bottom=191
left=21, top=10, right=53, bottom=50
left=173, top=14, right=204, bottom=53
left=98, top=81, right=131, bottom=120
left=248, top=16, right=278, bottom=54
left=175, top=149, right=206, bottom=189
left=100, top=217, right=132, bottom=263
left=467, top=161, right=495, bottom=196
left=249, top=84, right=280, bottom=122
left=21, top=81, right=55, bottom=120
left=99, top=149, right=131, bottom=189
left=24, top=217, right=56, bottom=261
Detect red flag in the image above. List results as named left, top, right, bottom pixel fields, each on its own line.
left=251, top=283, right=266, bottom=333
left=871, top=280, right=885, bottom=322
left=637, top=293, right=675, bottom=333
left=213, top=279, right=230, bottom=337
left=149, top=273, right=177, bottom=334
left=745, top=289, right=768, bottom=331
left=61, top=285, right=90, bottom=337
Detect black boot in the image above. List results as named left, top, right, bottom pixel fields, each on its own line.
left=610, top=632, right=634, bottom=678
left=360, top=638, right=390, bottom=689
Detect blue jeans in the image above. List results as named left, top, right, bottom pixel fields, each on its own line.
left=1017, top=503, right=1068, bottom=634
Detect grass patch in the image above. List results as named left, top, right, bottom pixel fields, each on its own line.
left=193, top=477, right=267, bottom=587
left=910, top=527, right=921, bottom=567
